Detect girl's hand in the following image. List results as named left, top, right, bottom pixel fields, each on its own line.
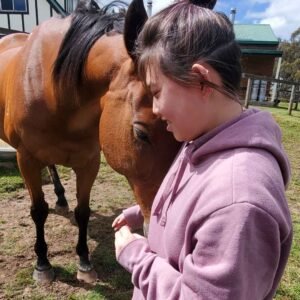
left=112, top=213, right=127, bottom=231
left=114, top=225, right=144, bottom=257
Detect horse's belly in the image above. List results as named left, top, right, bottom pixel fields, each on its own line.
left=34, top=142, right=99, bottom=168
left=20, top=127, right=99, bottom=168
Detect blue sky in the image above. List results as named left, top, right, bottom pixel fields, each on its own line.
left=99, top=0, right=299, bottom=40
left=147, top=0, right=299, bottom=40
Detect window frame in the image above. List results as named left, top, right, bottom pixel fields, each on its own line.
left=0, top=0, right=29, bottom=15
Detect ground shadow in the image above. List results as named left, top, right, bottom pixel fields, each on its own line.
left=49, top=204, right=134, bottom=299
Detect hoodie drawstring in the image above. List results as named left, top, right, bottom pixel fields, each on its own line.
left=153, top=146, right=191, bottom=226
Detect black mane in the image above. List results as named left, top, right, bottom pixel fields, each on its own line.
left=52, top=0, right=127, bottom=105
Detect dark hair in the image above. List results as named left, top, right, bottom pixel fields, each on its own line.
left=136, top=0, right=242, bottom=100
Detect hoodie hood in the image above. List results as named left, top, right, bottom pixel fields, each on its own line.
left=191, top=108, right=290, bottom=187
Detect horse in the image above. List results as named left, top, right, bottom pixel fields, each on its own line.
left=0, top=0, right=180, bottom=284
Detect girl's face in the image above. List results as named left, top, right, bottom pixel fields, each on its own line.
left=146, top=68, right=210, bottom=142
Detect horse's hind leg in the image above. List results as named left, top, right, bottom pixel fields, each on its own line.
left=48, top=165, right=69, bottom=214
left=73, top=154, right=99, bottom=283
left=17, top=149, right=54, bottom=283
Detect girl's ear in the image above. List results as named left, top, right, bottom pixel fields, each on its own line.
left=191, top=64, right=212, bottom=97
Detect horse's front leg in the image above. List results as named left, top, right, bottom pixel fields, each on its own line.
left=17, top=149, right=54, bottom=283
left=73, top=154, right=99, bottom=283
left=47, top=165, right=69, bottom=214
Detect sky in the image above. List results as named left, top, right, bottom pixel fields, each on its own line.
left=99, top=0, right=299, bottom=40
left=144, top=0, right=300, bottom=40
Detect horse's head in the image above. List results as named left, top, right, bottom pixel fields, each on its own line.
left=52, top=0, right=181, bottom=220
left=99, top=0, right=181, bottom=220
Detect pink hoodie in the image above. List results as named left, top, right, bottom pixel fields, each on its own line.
left=118, top=108, right=292, bottom=300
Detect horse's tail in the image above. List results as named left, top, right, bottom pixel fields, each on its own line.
left=52, top=0, right=126, bottom=108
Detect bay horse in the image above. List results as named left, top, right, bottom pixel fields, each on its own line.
left=0, top=0, right=180, bottom=283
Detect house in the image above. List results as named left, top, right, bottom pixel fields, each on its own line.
left=234, top=24, right=283, bottom=100
left=0, top=0, right=78, bottom=36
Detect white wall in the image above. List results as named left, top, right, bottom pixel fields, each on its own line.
left=0, top=0, right=65, bottom=33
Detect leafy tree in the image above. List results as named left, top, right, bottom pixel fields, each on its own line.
left=279, top=27, right=300, bottom=82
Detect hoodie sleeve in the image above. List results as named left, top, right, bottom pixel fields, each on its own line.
left=117, top=202, right=290, bottom=300
left=123, top=205, right=144, bottom=230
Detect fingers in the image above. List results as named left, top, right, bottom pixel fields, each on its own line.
left=116, top=225, right=131, bottom=235
left=114, top=226, right=146, bottom=257
left=114, top=225, right=134, bottom=257
left=112, top=213, right=126, bottom=230
left=112, top=216, right=120, bottom=228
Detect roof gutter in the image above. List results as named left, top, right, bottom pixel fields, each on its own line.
left=241, top=48, right=283, bottom=57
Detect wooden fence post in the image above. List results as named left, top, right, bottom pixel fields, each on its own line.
left=244, top=78, right=252, bottom=109
left=295, top=86, right=299, bottom=110
left=288, top=85, right=295, bottom=115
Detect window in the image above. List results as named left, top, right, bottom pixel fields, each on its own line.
left=0, top=0, right=28, bottom=14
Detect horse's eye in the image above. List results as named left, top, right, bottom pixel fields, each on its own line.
left=133, top=124, right=151, bottom=144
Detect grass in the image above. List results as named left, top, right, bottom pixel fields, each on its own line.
left=0, top=104, right=299, bottom=299
left=252, top=104, right=300, bottom=300
left=0, top=164, right=63, bottom=196
left=3, top=266, right=35, bottom=299
left=0, top=165, right=24, bottom=194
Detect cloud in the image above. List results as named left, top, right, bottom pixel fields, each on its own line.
left=106, top=0, right=299, bottom=41
left=149, top=0, right=174, bottom=14
left=246, top=0, right=300, bottom=40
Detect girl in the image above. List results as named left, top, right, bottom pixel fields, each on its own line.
left=113, top=0, right=292, bottom=299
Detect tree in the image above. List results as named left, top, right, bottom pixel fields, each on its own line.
left=279, top=27, right=300, bottom=82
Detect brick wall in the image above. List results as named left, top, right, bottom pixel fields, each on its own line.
left=239, top=55, right=276, bottom=99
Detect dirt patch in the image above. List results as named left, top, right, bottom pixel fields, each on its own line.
left=0, top=166, right=136, bottom=299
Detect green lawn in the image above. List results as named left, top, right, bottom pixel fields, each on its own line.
left=253, top=104, right=300, bottom=300
left=0, top=104, right=299, bottom=299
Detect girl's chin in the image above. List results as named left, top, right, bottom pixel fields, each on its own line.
left=171, top=131, right=184, bottom=142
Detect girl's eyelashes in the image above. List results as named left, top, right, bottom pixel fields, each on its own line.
left=151, top=89, right=161, bottom=98
left=153, top=92, right=161, bottom=99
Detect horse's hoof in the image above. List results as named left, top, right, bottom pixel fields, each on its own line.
left=33, top=267, right=55, bottom=283
left=77, top=268, right=97, bottom=283
left=55, top=203, right=69, bottom=215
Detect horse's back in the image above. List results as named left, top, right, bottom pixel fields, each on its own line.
left=0, top=33, right=28, bottom=93
left=0, top=33, right=28, bottom=54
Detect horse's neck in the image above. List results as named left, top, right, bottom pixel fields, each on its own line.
left=85, top=34, right=128, bottom=86
left=22, top=21, right=128, bottom=112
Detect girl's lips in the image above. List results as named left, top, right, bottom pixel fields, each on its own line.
left=161, top=118, right=172, bottom=132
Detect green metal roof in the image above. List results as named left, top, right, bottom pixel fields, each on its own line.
left=234, top=24, right=279, bottom=45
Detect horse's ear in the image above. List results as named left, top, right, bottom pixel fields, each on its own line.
left=124, top=0, right=148, bottom=61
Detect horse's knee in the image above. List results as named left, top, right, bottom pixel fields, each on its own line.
left=74, top=206, right=90, bottom=227
left=30, top=201, right=49, bottom=225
